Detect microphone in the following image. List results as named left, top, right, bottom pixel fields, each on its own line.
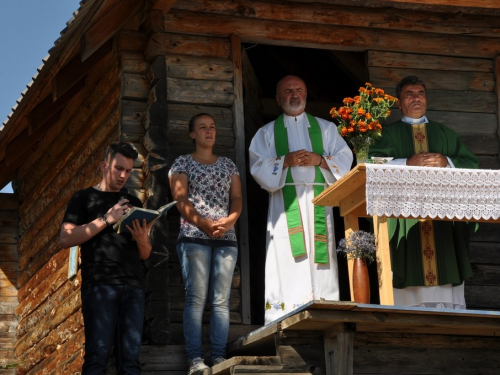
left=119, top=188, right=128, bottom=202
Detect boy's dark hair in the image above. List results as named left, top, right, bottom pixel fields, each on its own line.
left=103, top=142, right=138, bottom=162
left=395, top=76, right=427, bottom=99
left=188, top=113, right=215, bottom=132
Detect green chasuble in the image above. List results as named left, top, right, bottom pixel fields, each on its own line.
left=368, top=120, right=478, bottom=288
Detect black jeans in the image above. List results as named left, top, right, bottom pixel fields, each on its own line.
left=81, top=285, right=145, bottom=374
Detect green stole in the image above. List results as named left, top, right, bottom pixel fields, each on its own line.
left=274, top=113, right=328, bottom=264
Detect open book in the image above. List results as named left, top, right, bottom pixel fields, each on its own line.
left=113, top=201, right=177, bottom=234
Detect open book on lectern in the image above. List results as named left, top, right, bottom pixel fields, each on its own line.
left=113, top=201, right=177, bottom=234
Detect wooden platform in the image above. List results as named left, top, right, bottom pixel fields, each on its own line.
left=221, top=301, right=500, bottom=375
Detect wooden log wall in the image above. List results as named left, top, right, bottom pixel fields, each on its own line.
left=0, top=194, right=19, bottom=372
left=150, top=31, right=244, bottom=347
left=368, top=50, right=500, bottom=311
left=12, top=40, right=123, bottom=374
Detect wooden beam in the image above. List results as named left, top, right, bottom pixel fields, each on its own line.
left=381, top=0, right=500, bottom=8
left=494, top=55, right=500, bottom=163
left=149, top=0, right=178, bottom=13
left=172, top=0, right=500, bottom=38
left=52, top=40, right=113, bottom=100
left=164, top=9, right=500, bottom=58
left=81, top=0, right=145, bottom=61
left=231, top=34, right=251, bottom=324
left=373, top=216, right=394, bottom=306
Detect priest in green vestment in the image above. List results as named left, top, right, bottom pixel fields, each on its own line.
left=369, top=75, right=478, bottom=309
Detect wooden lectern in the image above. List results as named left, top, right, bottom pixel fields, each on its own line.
left=313, top=164, right=395, bottom=304
left=314, top=164, right=500, bottom=305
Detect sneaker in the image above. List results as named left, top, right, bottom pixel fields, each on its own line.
left=211, top=357, right=226, bottom=366
left=188, top=357, right=209, bottom=375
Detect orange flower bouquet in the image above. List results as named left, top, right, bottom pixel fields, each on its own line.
left=330, top=83, right=398, bottom=163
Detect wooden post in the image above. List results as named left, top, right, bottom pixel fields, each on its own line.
left=494, top=55, right=500, bottom=166
left=324, top=324, right=354, bottom=375
left=231, top=34, right=251, bottom=324
left=373, top=215, right=394, bottom=305
left=344, top=213, right=358, bottom=302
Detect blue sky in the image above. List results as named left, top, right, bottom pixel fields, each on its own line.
left=0, top=0, right=81, bottom=193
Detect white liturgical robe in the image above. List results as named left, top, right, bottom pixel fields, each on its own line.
left=249, top=112, right=353, bottom=324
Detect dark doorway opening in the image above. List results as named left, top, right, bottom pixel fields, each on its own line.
left=242, top=44, right=379, bottom=325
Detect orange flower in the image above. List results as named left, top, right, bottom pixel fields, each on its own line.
left=343, top=97, right=354, bottom=104
left=347, top=126, right=355, bottom=133
left=366, top=90, right=373, bottom=96
left=375, top=88, right=385, bottom=96
left=359, top=87, right=366, bottom=93
left=341, top=127, right=348, bottom=136
left=365, top=112, right=372, bottom=120
left=365, top=82, right=372, bottom=87
left=354, top=96, right=361, bottom=104
left=341, top=113, right=349, bottom=120
left=330, top=108, right=336, bottom=116
left=357, top=108, right=365, bottom=116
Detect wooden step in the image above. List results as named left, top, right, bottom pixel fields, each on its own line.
left=231, top=366, right=312, bottom=374
left=207, top=356, right=281, bottom=375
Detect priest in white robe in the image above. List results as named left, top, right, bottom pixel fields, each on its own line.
left=249, top=75, right=353, bottom=324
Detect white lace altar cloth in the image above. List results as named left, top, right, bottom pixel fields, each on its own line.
left=365, top=164, right=500, bottom=220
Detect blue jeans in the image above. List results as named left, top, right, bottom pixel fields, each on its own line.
left=176, top=242, right=238, bottom=361
left=81, top=285, right=145, bottom=374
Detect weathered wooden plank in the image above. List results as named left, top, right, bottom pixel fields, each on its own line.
left=145, top=32, right=167, bottom=61
left=354, top=331, right=500, bottom=349
left=0, top=245, right=18, bottom=262
left=16, top=275, right=81, bottom=339
left=369, top=67, right=494, bottom=92
left=17, top=51, right=119, bottom=199
left=164, top=9, right=500, bottom=58
left=173, top=0, right=500, bottom=38
left=53, top=40, right=114, bottom=100
left=167, top=77, right=235, bottom=105
left=15, top=287, right=81, bottom=357
left=15, top=261, right=69, bottom=321
left=0, top=298, right=18, bottom=315
left=165, top=32, right=230, bottom=59
left=460, top=133, right=499, bottom=156
left=0, top=227, right=18, bottom=245
left=23, top=327, right=84, bottom=375
left=465, top=285, right=500, bottom=309
left=468, top=264, right=500, bottom=285
left=0, top=265, right=18, bottom=289
left=166, top=53, right=233, bottom=81
left=121, top=51, right=149, bottom=75
left=16, top=310, right=83, bottom=374
left=478, top=155, right=500, bottom=169
left=81, top=0, right=143, bottom=61
left=470, top=241, right=500, bottom=264
left=368, top=50, right=494, bottom=72
left=122, top=73, right=150, bottom=100
left=118, top=29, right=147, bottom=52
left=353, top=345, right=500, bottom=374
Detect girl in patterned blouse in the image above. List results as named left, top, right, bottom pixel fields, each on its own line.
left=168, top=113, right=242, bottom=374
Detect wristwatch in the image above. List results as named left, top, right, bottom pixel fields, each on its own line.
left=100, top=215, right=110, bottom=227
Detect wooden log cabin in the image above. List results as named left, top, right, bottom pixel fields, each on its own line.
left=1, top=0, right=500, bottom=373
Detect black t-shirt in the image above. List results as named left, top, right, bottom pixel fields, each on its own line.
left=62, top=187, right=145, bottom=290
